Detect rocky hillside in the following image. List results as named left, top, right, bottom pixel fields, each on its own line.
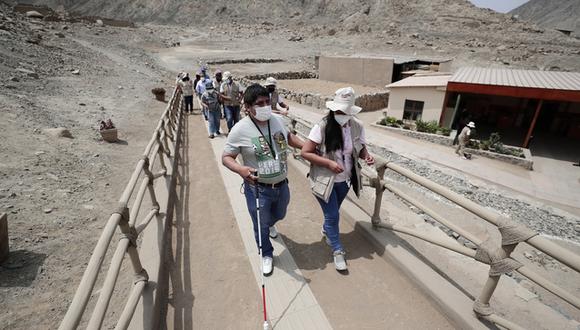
left=510, top=0, right=580, bottom=36
left=7, top=0, right=548, bottom=26
left=9, top=0, right=580, bottom=72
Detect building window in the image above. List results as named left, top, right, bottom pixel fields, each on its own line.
left=403, top=99, right=424, bottom=120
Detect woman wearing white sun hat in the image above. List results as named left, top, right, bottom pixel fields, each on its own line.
left=301, top=87, right=374, bottom=271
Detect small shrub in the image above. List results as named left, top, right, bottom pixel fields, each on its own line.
left=467, top=140, right=480, bottom=149
left=480, top=140, right=490, bottom=150
left=415, top=119, right=429, bottom=132
left=438, top=127, right=452, bottom=136
left=396, top=119, right=404, bottom=125
left=386, top=116, right=399, bottom=127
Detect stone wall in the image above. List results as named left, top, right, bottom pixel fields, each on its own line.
left=240, top=72, right=389, bottom=112
left=206, top=58, right=283, bottom=65
left=371, top=123, right=534, bottom=170
left=371, top=123, right=454, bottom=146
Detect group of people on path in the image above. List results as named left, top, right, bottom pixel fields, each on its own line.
left=219, top=81, right=373, bottom=274
left=178, top=67, right=291, bottom=140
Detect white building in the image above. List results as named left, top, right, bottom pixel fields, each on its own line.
left=385, top=73, right=451, bottom=122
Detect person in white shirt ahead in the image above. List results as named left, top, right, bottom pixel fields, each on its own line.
left=301, top=87, right=374, bottom=272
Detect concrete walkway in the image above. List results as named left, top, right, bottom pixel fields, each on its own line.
left=166, top=114, right=455, bottom=329
left=288, top=103, right=580, bottom=215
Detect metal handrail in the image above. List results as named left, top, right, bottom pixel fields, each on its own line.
left=59, top=87, right=183, bottom=330
left=289, top=114, right=580, bottom=330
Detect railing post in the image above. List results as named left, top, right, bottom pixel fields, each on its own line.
left=474, top=216, right=528, bottom=318
left=156, top=135, right=168, bottom=173
left=116, top=205, right=149, bottom=284
left=141, top=156, right=160, bottom=211
left=371, top=159, right=388, bottom=226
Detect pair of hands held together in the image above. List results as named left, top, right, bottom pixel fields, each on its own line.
left=326, top=154, right=374, bottom=174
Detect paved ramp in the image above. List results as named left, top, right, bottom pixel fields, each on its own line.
left=166, top=115, right=454, bottom=329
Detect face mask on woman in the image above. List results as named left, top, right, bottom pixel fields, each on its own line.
left=334, top=114, right=351, bottom=126
left=254, top=105, right=272, bottom=121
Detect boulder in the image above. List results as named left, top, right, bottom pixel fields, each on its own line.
left=96, top=19, right=104, bottom=27
left=26, top=11, right=44, bottom=19
left=15, top=68, right=39, bottom=79
left=43, top=128, right=73, bottom=138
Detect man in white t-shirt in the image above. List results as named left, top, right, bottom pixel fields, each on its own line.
left=222, top=83, right=303, bottom=276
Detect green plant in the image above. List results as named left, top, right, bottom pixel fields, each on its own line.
left=438, top=127, right=452, bottom=136
left=415, top=119, right=429, bottom=132
left=479, top=140, right=490, bottom=150
left=488, top=132, right=501, bottom=148
left=386, top=116, right=399, bottom=127
left=467, top=140, right=480, bottom=149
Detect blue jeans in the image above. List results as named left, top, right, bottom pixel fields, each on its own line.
left=244, top=181, right=290, bottom=258
left=316, top=181, right=350, bottom=252
left=207, top=110, right=221, bottom=135
left=224, top=105, right=240, bottom=131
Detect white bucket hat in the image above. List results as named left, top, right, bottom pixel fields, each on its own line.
left=264, top=77, right=277, bottom=86
left=467, top=121, right=475, bottom=128
left=326, top=87, right=362, bottom=115
left=223, top=71, right=232, bottom=79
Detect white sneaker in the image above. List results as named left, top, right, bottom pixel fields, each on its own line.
left=263, top=256, right=273, bottom=276
left=321, top=229, right=331, bottom=246
left=333, top=250, right=347, bottom=271
left=269, top=226, right=278, bottom=238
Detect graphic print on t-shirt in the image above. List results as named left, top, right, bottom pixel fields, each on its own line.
left=251, top=132, right=288, bottom=179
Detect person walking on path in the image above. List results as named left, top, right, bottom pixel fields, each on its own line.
left=196, top=67, right=212, bottom=120
left=264, top=77, right=290, bottom=116
left=301, top=87, right=374, bottom=272
left=213, top=69, right=225, bottom=118
left=178, top=73, right=194, bottom=114
left=456, top=121, right=475, bottom=159
left=222, top=83, right=304, bottom=276
left=220, top=71, right=243, bottom=133
left=201, top=81, right=222, bottom=138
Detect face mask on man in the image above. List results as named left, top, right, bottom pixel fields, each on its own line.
left=254, top=105, right=272, bottom=121
left=334, top=114, right=352, bottom=126
left=267, top=86, right=276, bottom=93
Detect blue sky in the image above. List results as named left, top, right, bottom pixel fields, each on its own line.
left=469, top=0, right=529, bottom=13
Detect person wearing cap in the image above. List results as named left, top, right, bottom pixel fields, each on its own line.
left=264, top=77, right=290, bottom=115
left=178, top=73, right=194, bottom=114
left=456, top=121, right=475, bottom=159
left=222, top=83, right=304, bottom=276
left=212, top=69, right=226, bottom=119
left=301, top=87, right=374, bottom=272
left=196, top=67, right=213, bottom=120
left=201, top=80, right=222, bottom=138
left=219, top=71, right=243, bottom=132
